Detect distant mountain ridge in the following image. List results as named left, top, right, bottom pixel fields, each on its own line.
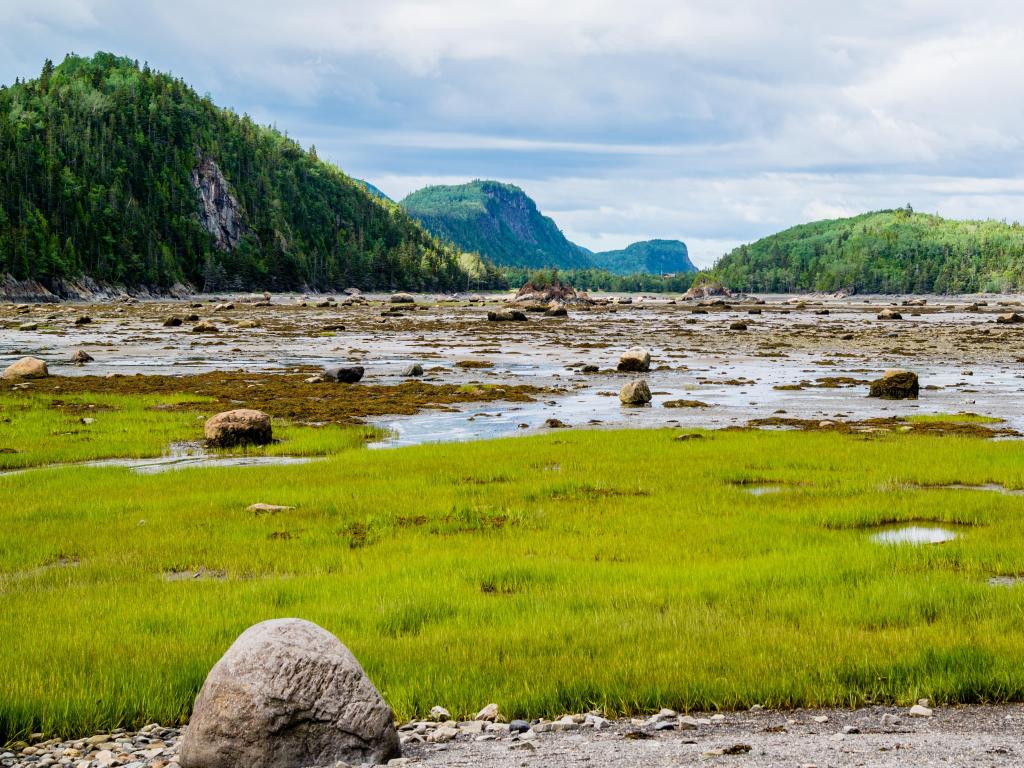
left=590, top=239, right=696, bottom=275
left=713, top=207, right=1024, bottom=294
left=400, top=180, right=689, bottom=274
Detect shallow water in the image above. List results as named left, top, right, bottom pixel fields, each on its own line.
left=1, top=442, right=318, bottom=476
left=8, top=291, right=1024, bottom=447
left=871, top=526, right=959, bottom=545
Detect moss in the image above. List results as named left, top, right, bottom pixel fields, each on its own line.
left=1, top=373, right=543, bottom=425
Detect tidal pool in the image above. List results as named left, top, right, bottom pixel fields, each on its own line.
left=871, top=526, right=959, bottom=545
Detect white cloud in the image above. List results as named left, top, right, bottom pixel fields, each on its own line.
left=4, top=1, right=1024, bottom=264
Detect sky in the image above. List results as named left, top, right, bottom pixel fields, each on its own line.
left=4, top=2, right=1024, bottom=266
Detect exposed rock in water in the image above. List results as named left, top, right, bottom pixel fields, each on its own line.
left=401, top=364, right=424, bottom=377
left=204, top=409, right=273, bottom=447
left=488, top=309, right=527, bottom=322
left=683, top=281, right=731, bottom=300
left=620, top=379, right=652, bottom=405
left=868, top=369, right=919, bottom=400
left=324, top=366, right=365, bottom=383
left=390, top=292, right=416, bottom=304
left=544, top=418, right=569, bottom=428
left=178, top=618, right=401, bottom=768
left=877, top=308, right=903, bottom=320
left=163, top=316, right=184, bottom=327
left=2, top=356, right=49, bottom=380
left=996, top=312, right=1024, bottom=324
left=192, top=321, right=219, bottom=333
left=513, top=278, right=589, bottom=306
left=191, top=155, right=250, bottom=252
left=617, top=347, right=651, bottom=372
left=545, top=303, right=568, bottom=317
left=70, top=349, right=94, bottom=365
left=730, top=320, right=749, bottom=331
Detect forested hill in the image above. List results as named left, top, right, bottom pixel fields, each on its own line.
left=713, top=208, right=1024, bottom=294
left=0, top=53, right=502, bottom=293
left=590, top=239, right=696, bottom=275
left=400, top=180, right=593, bottom=270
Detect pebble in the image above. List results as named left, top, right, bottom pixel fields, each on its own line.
left=909, top=704, right=934, bottom=718
left=429, top=706, right=451, bottom=722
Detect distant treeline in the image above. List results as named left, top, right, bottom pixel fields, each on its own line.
left=503, top=267, right=697, bottom=293
left=713, top=207, right=1024, bottom=294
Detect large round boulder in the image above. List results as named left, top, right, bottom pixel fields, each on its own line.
left=179, top=619, right=400, bottom=768
left=620, top=379, right=652, bottom=405
left=204, top=409, right=273, bottom=447
left=2, top=356, right=48, bottom=380
left=390, top=292, right=415, bottom=304
left=617, top=347, right=651, bottom=372
left=868, top=369, right=919, bottom=400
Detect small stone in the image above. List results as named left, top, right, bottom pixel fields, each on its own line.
left=909, top=704, right=933, bottom=717
left=246, top=503, right=294, bottom=514
left=476, top=703, right=500, bottom=722
left=842, top=725, right=860, bottom=734
left=880, top=713, right=901, bottom=727
left=429, top=706, right=451, bottom=722
left=509, top=720, right=530, bottom=734
left=427, top=726, right=458, bottom=743
left=812, top=715, right=829, bottom=723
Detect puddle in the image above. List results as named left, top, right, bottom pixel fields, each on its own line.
left=922, top=483, right=1024, bottom=496
left=1, top=442, right=319, bottom=476
left=871, top=526, right=959, bottom=545
left=744, top=485, right=785, bottom=496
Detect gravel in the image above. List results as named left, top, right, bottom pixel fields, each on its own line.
left=5, top=704, right=1024, bottom=768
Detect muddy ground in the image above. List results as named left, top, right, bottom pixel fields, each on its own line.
left=3, top=290, right=1024, bottom=445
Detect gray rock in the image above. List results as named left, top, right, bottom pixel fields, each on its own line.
left=204, top=409, right=273, bottom=447
left=476, top=704, right=499, bottom=722
left=178, top=619, right=400, bottom=768
left=401, top=364, right=424, bottom=377
left=619, top=379, right=652, bottom=405
left=324, top=366, right=365, bottom=384
left=2, top=356, right=48, bottom=380
left=429, top=706, right=451, bottom=722
left=617, top=347, right=651, bottom=372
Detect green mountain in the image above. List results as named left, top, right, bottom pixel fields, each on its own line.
left=400, top=180, right=593, bottom=270
left=590, top=239, right=695, bottom=275
left=0, top=53, right=501, bottom=292
left=355, top=179, right=392, bottom=202
left=714, top=208, right=1024, bottom=294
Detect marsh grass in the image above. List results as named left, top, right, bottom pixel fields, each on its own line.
left=4, top=411, right=1024, bottom=740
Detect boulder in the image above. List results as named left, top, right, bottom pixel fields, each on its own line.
left=178, top=619, right=400, bottom=768
left=996, top=312, right=1024, bottom=324
left=204, top=409, right=273, bottom=447
left=324, top=366, right=365, bottom=384
left=2, top=356, right=48, bottom=380
left=487, top=310, right=527, bottom=322
left=192, top=321, right=219, bottom=333
left=868, top=369, right=919, bottom=400
left=620, top=379, right=652, bottom=405
left=390, top=293, right=415, bottom=304
left=163, top=316, right=183, bottom=327
left=682, top=281, right=731, bottom=300
left=545, top=304, right=568, bottom=317
left=70, top=350, right=94, bottom=365
left=729, top=320, right=748, bottom=331
left=617, top=347, right=651, bottom=373
left=401, top=364, right=424, bottom=377
left=74, top=315, right=92, bottom=325
left=877, top=309, right=903, bottom=320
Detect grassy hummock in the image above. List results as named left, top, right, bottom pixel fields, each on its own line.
left=4, top=396, right=1024, bottom=741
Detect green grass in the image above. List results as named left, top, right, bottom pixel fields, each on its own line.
left=4, top=406, right=1024, bottom=741
left=0, top=393, right=378, bottom=470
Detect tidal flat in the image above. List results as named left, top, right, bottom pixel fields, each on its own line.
left=3, top=291, right=1024, bottom=743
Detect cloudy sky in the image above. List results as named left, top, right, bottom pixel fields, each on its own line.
left=3, top=1, right=1024, bottom=265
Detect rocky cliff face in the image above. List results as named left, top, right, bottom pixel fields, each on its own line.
left=190, top=156, right=249, bottom=251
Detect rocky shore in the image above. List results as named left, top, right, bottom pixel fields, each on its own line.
left=6, top=703, right=1023, bottom=768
